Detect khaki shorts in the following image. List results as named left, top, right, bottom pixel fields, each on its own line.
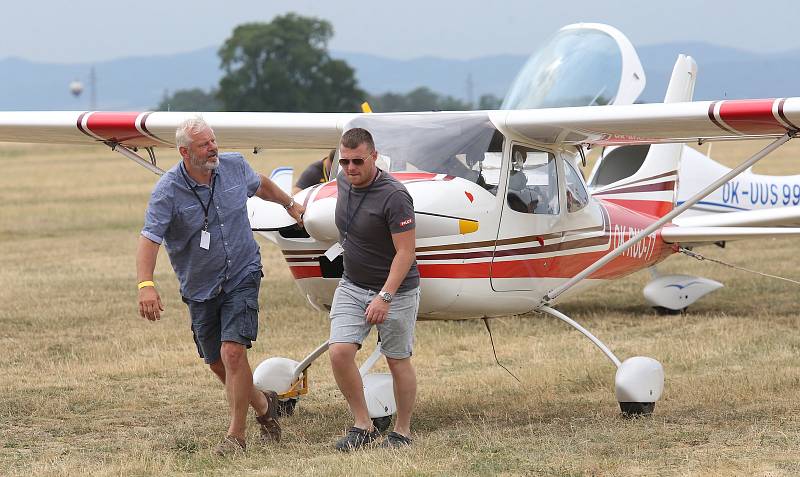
left=329, top=277, right=420, bottom=359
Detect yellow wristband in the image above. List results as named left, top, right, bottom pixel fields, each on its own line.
left=137, top=281, right=155, bottom=290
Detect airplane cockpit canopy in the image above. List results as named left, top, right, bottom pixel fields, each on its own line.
left=342, top=112, right=504, bottom=194
left=501, top=23, right=645, bottom=110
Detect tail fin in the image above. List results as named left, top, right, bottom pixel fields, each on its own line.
left=592, top=55, right=697, bottom=217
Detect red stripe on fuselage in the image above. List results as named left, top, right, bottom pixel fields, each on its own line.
left=289, top=265, right=322, bottom=279
left=594, top=180, right=675, bottom=196
left=718, top=99, right=785, bottom=134
left=488, top=244, right=673, bottom=280
left=600, top=198, right=672, bottom=218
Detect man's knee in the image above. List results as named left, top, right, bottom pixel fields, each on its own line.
left=220, top=341, right=247, bottom=367
left=386, top=356, right=413, bottom=373
left=329, top=343, right=358, bottom=368
left=209, top=359, right=226, bottom=379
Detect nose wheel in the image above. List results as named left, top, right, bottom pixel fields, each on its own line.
left=372, top=415, right=392, bottom=432
left=276, top=398, right=298, bottom=417
left=619, top=401, right=656, bottom=417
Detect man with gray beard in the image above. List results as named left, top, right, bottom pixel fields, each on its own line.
left=136, top=117, right=304, bottom=456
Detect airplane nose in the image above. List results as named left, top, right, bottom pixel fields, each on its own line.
left=303, top=197, right=339, bottom=241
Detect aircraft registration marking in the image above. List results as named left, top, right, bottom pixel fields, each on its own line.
left=610, top=225, right=658, bottom=261
left=721, top=181, right=800, bottom=207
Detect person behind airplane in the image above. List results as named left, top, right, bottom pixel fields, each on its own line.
left=329, top=127, right=420, bottom=451
left=136, top=117, right=304, bottom=456
left=292, top=149, right=336, bottom=194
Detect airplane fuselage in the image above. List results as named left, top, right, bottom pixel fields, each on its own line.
left=267, top=171, right=675, bottom=320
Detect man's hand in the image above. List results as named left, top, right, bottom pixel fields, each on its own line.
left=287, top=202, right=306, bottom=228
left=138, top=287, right=164, bottom=321
left=365, top=296, right=390, bottom=324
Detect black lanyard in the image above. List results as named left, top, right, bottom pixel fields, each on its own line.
left=343, top=170, right=380, bottom=245
left=180, top=167, right=217, bottom=231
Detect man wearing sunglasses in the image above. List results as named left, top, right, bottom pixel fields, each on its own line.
left=328, top=127, right=420, bottom=451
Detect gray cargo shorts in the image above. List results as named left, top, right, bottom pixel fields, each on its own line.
left=182, top=270, right=262, bottom=364
left=329, top=277, right=420, bottom=359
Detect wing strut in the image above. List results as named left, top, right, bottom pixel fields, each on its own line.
left=542, top=131, right=796, bottom=305
left=107, top=142, right=165, bottom=176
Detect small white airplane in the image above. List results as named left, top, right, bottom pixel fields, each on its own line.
left=2, top=24, right=799, bottom=426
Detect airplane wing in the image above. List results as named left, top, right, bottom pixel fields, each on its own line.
left=673, top=207, right=800, bottom=228
left=661, top=226, right=800, bottom=244
left=499, top=98, right=800, bottom=146
left=1, top=97, right=799, bottom=151
left=0, top=111, right=356, bottom=149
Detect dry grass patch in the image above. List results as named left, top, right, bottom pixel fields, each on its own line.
left=1, top=142, right=799, bottom=476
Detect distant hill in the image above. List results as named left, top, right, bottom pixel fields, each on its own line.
left=0, top=47, right=220, bottom=110
left=636, top=42, right=800, bottom=102
left=1, top=43, right=798, bottom=110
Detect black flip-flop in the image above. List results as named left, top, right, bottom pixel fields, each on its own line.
left=380, top=431, right=412, bottom=448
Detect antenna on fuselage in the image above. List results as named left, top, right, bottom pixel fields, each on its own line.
left=482, top=318, right=521, bottom=384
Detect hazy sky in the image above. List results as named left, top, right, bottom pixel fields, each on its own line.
left=3, top=1, right=798, bottom=63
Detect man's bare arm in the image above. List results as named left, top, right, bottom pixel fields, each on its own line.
left=383, top=229, right=417, bottom=295
left=136, top=235, right=164, bottom=321
left=364, top=229, right=417, bottom=324
left=255, top=174, right=305, bottom=226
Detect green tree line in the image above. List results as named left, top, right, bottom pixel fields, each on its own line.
left=157, top=14, right=501, bottom=113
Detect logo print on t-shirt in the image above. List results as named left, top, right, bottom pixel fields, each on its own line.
left=399, top=218, right=413, bottom=227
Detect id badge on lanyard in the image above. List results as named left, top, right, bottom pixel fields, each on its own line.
left=181, top=167, right=216, bottom=251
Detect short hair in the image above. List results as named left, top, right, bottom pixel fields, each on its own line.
left=175, top=116, right=213, bottom=149
left=341, top=128, right=375, bottom=152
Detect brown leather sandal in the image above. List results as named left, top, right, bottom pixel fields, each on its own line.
left=256, top=391, right=282, bottom=443
left=212, top=435, right=246, bottom=456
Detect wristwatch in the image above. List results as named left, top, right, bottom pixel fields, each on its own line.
left=284, top=198, right=295, bottom=210
left=378, top=291, right=393, bottom=303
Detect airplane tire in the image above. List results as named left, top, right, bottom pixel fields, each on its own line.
left=653, top=306, right=685, bottom=316
left=277, top=398, right=298, bottom=417
left=372, top=415, right=392, bottom=433
left=619, top=401, right=655, bottom=417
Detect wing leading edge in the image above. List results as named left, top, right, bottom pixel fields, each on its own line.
left=498, top=98, right=800, bottom=146
left=1, top=98, right=799, bottom=151
left=0, top=111, right=356, bottom=149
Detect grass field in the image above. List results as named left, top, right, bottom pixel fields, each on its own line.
left=1, top=141, right=799, bottom=476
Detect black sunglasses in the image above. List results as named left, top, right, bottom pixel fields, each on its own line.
left=339, top=157, right=366, bottom=166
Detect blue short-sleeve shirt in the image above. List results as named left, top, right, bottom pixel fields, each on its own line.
left=142, top=152, right=263, bottom=301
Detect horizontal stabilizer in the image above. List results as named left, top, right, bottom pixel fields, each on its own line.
left=661, top=226, right=800, bottom=244
left=673, top=206, right=800, bottom=228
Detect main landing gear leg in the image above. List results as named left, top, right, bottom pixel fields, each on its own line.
left=539, top=305, right=664, bottom=416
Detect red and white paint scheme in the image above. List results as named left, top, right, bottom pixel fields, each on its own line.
left=3, top=24, right=800, bottom=417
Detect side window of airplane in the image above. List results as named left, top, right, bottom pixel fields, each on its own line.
left=564, top=159, right=589, bottom=212
left=506, top=145, right=560, bottom=215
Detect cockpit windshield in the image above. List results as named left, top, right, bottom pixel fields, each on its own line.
left=341, top=112, right=504, bottom=194
left=501, top=27, right=623, bottom=109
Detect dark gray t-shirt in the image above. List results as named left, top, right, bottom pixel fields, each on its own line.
left=335, top=169, right=419, bottom=292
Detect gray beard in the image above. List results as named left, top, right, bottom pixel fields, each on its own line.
left=190, top=154, right=219, bottom=171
